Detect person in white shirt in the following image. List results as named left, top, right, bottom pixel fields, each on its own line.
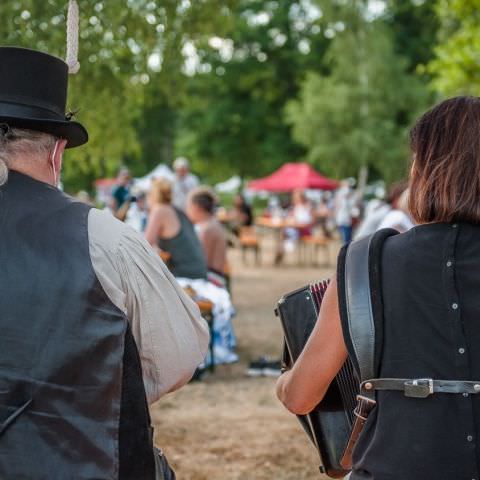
left=172, top=157, right=199, bottom=211
left=377, top=188, right=415, bottom=232
left=334, top=179, right=358, bottom=243
left=354, top=181, right=412, bottom=239
left=125, top=190, right=148, bottom=232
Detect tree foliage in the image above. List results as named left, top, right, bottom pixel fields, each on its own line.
left=174, top=0, right=330, bottom=183
left=427, top=0, right=480, bottom=96
left=0, top=0, right=235, bottom=190
left=0, top=1, right=456, bottom=190
left=286, top=4, right=431, bottom=183
left=385, top=0, right=439, bottom=71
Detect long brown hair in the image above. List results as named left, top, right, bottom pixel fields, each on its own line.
left=409, top=96, right=480, bottom=224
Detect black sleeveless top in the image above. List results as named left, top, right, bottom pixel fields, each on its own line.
left=0, top=172, right=155, bottom=479
left=158, top=206, right=207, bottom=279
left=340, top=223, right=480, bottom=480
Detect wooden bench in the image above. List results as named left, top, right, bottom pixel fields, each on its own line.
left=299, top=235, right=331, bottom=267
left=239, top=227, right=261, bottom=265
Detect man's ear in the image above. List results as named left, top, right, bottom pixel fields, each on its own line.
left=53, top=139, right=68, bottom=173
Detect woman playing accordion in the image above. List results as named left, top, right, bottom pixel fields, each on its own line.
left=277, top=96, right=480, bottom=480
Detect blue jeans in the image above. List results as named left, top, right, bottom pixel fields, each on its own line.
left=338, top=225, right=353, bottom=244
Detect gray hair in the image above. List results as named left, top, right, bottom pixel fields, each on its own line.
left=0, top=127, right=57, bottom=186
left=173, top=156, right=189, bottom=170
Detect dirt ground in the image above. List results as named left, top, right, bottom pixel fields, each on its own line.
left=151, top=239, right=339, bottom=480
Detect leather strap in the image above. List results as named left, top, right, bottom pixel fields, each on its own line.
left=341, top=232, right=399, bottom=470
left=361, top=378, right=480, bottom=399
left=340, top=235, right=377, bottom=470
left=340, top=395, right=377, bottom=470
left=344, top=235, right=375, bottom=394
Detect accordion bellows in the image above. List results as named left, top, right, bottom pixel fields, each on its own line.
left=276, top=280, right=358, bottom=479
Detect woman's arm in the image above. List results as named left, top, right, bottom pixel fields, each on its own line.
left=144, top=205, right=163, bottom=245
left=276, top=278, right=348, bottom=415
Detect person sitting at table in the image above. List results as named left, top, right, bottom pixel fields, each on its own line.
left=290, top=189, right=314, bottom=236
left=275, top=189, right=314, bottom=264
left=186, top=187, right=228, bottom=287
left=145, top=178, right=207, bottom=280
left=230, top=194, right=253, bottom=235
left=145, top=179, right=238, bottom=366
left=315, top=193, right=334, bottom=238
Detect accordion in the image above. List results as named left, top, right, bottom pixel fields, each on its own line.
left=275, top=280, right=358, bottom=479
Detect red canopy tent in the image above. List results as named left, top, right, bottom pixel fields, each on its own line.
left=248, top=162, right=338, bottom=192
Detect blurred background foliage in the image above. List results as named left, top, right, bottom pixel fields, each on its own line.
left=0, top=0, right=472, bottom=191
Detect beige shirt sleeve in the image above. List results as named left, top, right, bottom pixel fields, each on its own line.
left=87, top=208, right=209, bottom=404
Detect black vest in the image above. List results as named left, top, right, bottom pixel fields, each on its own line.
left=0, top=172, right=155, bottom=479
left=340, top=224, right=480, bottom=480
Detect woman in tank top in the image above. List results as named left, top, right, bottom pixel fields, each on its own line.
left=277, top=96, right=480, bottom=480
left=145, top=178, right=207, bottom=280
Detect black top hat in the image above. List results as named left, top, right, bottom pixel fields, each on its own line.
left=0, top=47, right=88, bottom=148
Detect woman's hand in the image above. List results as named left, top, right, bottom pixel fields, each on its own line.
left=276, top=278, right=348, bottom=415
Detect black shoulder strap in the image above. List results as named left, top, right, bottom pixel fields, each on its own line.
left=344, top=229, right=399, bottom=397
left=344, top=235, right=376, bottom=385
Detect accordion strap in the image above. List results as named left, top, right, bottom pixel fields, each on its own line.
left=344, top=234, right=376, bottom=398
left=340, top=229, right=398, bottom=470
left=343, top=229, right=399, bottom=391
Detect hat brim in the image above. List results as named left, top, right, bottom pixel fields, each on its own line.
left=0, top=115, right=88, bottom=148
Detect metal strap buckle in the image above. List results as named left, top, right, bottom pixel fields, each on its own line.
left=404, top=378, right=434, bottom=398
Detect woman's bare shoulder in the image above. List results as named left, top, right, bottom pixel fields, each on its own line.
left=150, top=203, right=175, bottom=218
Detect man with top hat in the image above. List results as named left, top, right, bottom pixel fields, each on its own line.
left=0, top=46, right=209, bottom=479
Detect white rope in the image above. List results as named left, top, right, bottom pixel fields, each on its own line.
left=65, top=0, right=80, bottom=74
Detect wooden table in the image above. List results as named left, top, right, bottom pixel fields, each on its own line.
left=255, top=216, right=287, bottom=229
left=255, top=216, right=309, bottom=230
left=255, top=216, right=331, bottom=266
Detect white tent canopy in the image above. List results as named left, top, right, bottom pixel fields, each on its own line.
left=214, top=175, right=241, bottom=194
left=134, top=164, right=175, bottom=192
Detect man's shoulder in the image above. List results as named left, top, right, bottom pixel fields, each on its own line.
left=205, top=220, right=226, bottom=240
left=88, top=208, right=137, bottom=251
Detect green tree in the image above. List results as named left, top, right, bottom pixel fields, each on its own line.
left=384, top=0, right=439, bottom=72
left=174, top=0, right=330, bottom=183
left=0, top=0, right=235, bottom=191
left=427, top=0, right=480, bottom=95
left=134, top=0, right=237, bottom=174
left=286, top=6, right=430, bottom=183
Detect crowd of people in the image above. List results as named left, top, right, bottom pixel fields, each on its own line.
left=104, top=158, right=240, bottom=368
left=249, top=179, right=415, bottom=264
left=102, top=160, right=416, bottom=275
left=91, top=159, right=417, bottom=387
